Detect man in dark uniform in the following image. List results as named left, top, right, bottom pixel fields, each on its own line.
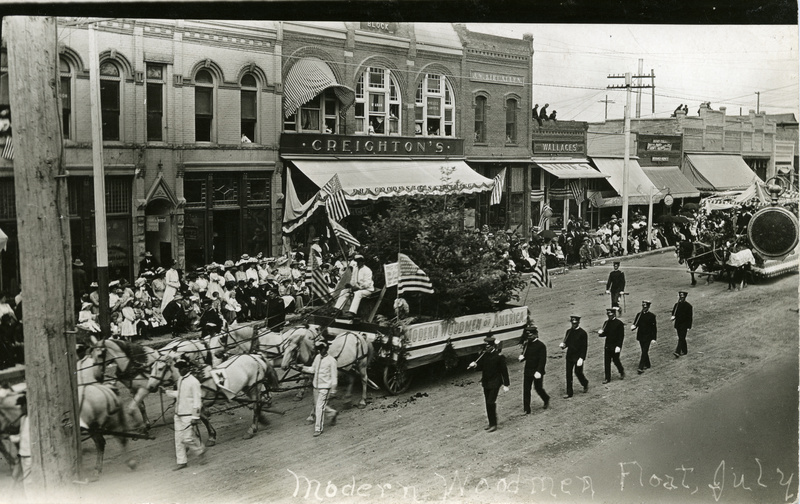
left=162, top=292, right=190, bottom=336
left=559, top=315, right=589, bottom=398
left=468, top=336, right=510, bottom=432
left=139, top=251, right=159, bottom=274
left=598, top=307, right=625, bottom=383
left=671, top=291, right=693, bottom=358
left=605, top=261, right=626, bottom=311
left=265, top=288, right=286, bottom=331
left=518, top=326, right=549, bottom=413
left=198, top=297, right=225, bottom=338
left=631, top=300, right=657, bottom=374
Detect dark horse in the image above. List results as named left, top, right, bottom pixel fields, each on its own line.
left=676, top=240, right=723, bottom=286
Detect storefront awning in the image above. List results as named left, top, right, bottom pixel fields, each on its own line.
left=533, top=158, right=608, bottom=179
left=290, top=159, right=495, bottom=200
left=591, top=157, right=662, bottom=205
left=683, top=154, right=760, bottom=192
left=283, top=57, right=356, bottom=119
left=640, top=165, right=700, bottom=199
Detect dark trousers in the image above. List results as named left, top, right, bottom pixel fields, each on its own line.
left=610, top=290, right=622, bottom=309
left=565, top=359, right=588, bottom=396
left=483, top=386, right=500, bottom=427
left=675, top=328, right=688, bottom=355
left=523, top=374, right=549, bottom=412
left=604, top=347, right=624, bottom=380
left=638, top=339, right=652, bottom=370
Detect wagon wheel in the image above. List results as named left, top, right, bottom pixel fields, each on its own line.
left=382, top=364, right=413, bottom=395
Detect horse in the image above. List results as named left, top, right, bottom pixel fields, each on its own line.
left=0, top=384, right=23, bottom=479
left=724, top=247, right=757, bottom=291
left=90, top=338, right=158, bottom=430
left=281, top=327, right=374, bottom=408
left=676, top=240, right=723, bottom=286
left=78, top=382, right=144, bottom=481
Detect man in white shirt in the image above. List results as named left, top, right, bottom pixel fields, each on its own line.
left=297, top=341, right=338, bottom=437
left=334, top=254, right=375, bottom=318
left=163, top=358, right=206, bottom=470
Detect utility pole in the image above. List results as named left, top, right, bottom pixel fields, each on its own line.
left=636, top=59, right=643, bottom=118
left=598, top=95, right=615, bottom=121
left=6, top=15, right=82, bottom=497
left=755, top=91, right=760, bottom=114
left=608, top=72, right=653, bottom=255
left=89, top=23, right=111, bottom=337
left=650, top=69, right=655, bottom=114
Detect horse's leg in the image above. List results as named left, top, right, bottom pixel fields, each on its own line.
left=690, top=268, right=697, bottom=286
left=89, top=432, right=106, bottom=482
left=132, top=388, right=151, bottom=432
left=243, top=387, right=260, bottom=440
left=0, top=440, right=19, bottom=478
left=358, top=365, right=368, bottom=409
left=201, top=412, right=216, bottom=447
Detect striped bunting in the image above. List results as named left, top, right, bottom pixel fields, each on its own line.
left=548, top=187, right=571, bottom=200
left=530, top=188, right=545, bottom=201
left=1, top=137, right=13, bottom=161
left=530, top=253, right=552, bottom=288
left=538, top=204, right=553, bottom=230
left=322, top=174, right=350, bottom=222
left=490, top=167, right=506, bottom=206
left=329, top=217, right=360, bottom=248
left=397, top=253, right=434, bottom=295
left=305, top=248, right=331, bottom=301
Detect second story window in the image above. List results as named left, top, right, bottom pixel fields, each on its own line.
left=59, top=58, right=72, bottom=140
left=240, top=73, right=257, bottom=143
left=195, top=69, right=214, bottom=142
left=354, top=67, right=400, bottom=135
left=415, top=73, right=455, bottom=137
left=100, top=61, right=121, bottom=141
left=505, top=98, right=517, bottom=144
left=474, top=95, right=486, bottom=143
left=284, top=89, right=342, bottom=134
left=146, top=63, right=164, bottom=142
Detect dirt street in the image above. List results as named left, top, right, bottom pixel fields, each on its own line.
left=2, top=250, right=798, bottom=504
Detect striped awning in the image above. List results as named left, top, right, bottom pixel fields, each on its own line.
left=283, top=57, right=356, bottom=119
left=533, top=158, right=608, bottom=179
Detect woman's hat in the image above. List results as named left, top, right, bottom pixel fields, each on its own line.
left=73, top=259, right=84, bottom=267
left=276, top=257, right=289, bottom=266
left=89, top=281, right=99, bottom=288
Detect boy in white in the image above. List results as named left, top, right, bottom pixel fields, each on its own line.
left=297, top=341, right=338, bottom=437
left=163, top=359, right=206, bottom=470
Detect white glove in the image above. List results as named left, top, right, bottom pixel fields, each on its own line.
left=605, top=290, right=610, bottom=294
left=615, top=346, right=621, bottom=354
left=630, top=324, right=636, bottom=330
left=652, top=340, right=657, bottom=346
left=502, top=386, right=509, bottom=393
left=671, top=316, right=675, bottom=321
left=577, top=358, right=584, bottom=366
left=467, top=362, right=477, bottom=369
left=598, top=329, right=604, bottom=335
left=534, top=372, right=541, bottom=379
left=518, top=355, right=525, bottom=361
left=559, top=342, right=565, bottom=349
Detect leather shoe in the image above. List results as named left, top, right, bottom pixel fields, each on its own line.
left=197, top=451, right=207, bottom=466
left=313, top=431, right=322, bottom=437
left=637, top=369, right=644, bottom=374
left=486, top=426, right=497, bottom=432
left=543, top=400, right=549, bottom=409
left=673, top=352, right=680, bottom=358
left=620, top=372, right=625, bottom=380
left=173, top=463, right=188, bottom=471
left=328, top=412, right=337, bottom=426
left=523, top=410, right=531, bottom=415
left=583, top=383, right=589, bottom=393
left=562, top=394, right=572, bottom=399
left=602, top=379, right=610, bottom=384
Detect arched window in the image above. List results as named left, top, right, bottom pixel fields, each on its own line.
left=284, top=89, right=343, bottom=134
left=474, top=95, right=487, bottom=143
left=146, top=63, right=165, bottom=142
left=195, top=69, right=214, bottom=142
left=59, top=58, right=73, bottom=140
left=240, top=73, right=257, bottom=143
left=505, top=98, right=517, bottom=144
left=415, top=73, right=454, bottom=137
left=100, top=61, right=121, bottom=141
left=354, top=66, right=400, bottom=135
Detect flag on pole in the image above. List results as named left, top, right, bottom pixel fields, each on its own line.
left=1, top=137, right=13, bottom=161
left=321, top=174, right=350, bottom=222
left=305, top=247, right=331, bottom=301
left=538, top=204, right=553, bottom=230
left=490, top=167, right=506, bottom=206
left=328, top=217, right=361, bottom=247
left=569, top=180, right=584, bottom=205
left=397, top=253, right=434, bottom=294
left=283, top=167, right=325, bottom=234
left=529, top=253, right=552, bottom=288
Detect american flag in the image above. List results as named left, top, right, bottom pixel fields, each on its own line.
left=490, top=167, right=506, bottom=206
left=321, top=174, right=350, bottom=222
left=529, top=253, right=552, bottom=288
left=397, top=253, right=434, bottom=295
left=569, top=180, right=584, bottom=205
left=305, top=248, right=331, bottom=301
left=1, top=137, right=13, bottom=161
left=328, top=217, right=360, bottom=248
left=538, top=204, right=553, bottom=230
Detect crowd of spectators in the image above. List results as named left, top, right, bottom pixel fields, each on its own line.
left=0, top=291, right=23, bottom=370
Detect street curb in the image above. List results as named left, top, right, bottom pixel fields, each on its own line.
left=546, top=246, right=675, bottom=276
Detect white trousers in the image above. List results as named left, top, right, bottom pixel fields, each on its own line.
left=335, top=289, right=372, bottom=314
left=309, top=388, right=336, bottom=434
left=174, top=415, right=204, bottom=464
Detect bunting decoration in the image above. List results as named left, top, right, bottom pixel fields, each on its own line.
left=538, top=204, right=553, bottom=230
left=305, top=246, right=331, bottom=301
left=321, top=173, right=350, bottom=222
left=282, top=167, right=325, bottom=234
left=397, top=253, right=434, bottom=294
left=1, top=137, right=13, bottom=161
left=529, top=253, right=552, bottom=288
left=490, top=168, right=506, bottom=206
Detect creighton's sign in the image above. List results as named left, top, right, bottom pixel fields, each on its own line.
left=280, top=133, right=464, bottom=157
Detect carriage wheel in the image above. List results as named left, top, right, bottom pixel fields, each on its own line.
left=382, top=365, right=413, bottom=395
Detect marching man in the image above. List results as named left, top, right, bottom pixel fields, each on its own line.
left=631, top=300, right=657, bottom=374
left=468, top=336, right=510, bottom=432
left=163, top=358, right=206, bottom=471
left=560, top=315, right=589, bottom=398
left=671, top=291, right=693, bottom=358
left=519, top=326, right=549, bottom=413
left=598, top=307, right=625, bottom=384
left=296, top=340, right=338, bottom=437
left=605, top=261, right=626, bottom=312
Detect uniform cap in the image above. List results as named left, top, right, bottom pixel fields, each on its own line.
left=606, top=307, right=617, bottom=314
left=354, top=254, right=365, bottom=261
left=570, top=315, right=581, bottom=321
left=678, top=291, right=688, bottom=296
left=613, top=261, right=621, bottom=266
left=483, top=336, right=496, bottom=345
left=642, top=300, right=651, bottom=306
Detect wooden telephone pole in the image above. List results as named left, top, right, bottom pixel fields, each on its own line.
left=6, top=16, right=82, bottom=497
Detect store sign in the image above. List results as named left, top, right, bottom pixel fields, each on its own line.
left=651, top=156, right=670, bottom=162
left=146, top=216, right=160, bottom=232
left=360, top=22, right=397, bottom=34
left=426, top=97, right=440, bottom=116
left=281, top=133, right=464, bottom=157
left=469, top=71, right=524, bottom=86
left=646, top=139, right=673, bottom=151
left=383, top=263, right=399, bottom=288
left=533, top=142, right=584, bottom=154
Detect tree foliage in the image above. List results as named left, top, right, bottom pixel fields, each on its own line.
left=360, top=196, right=525, bottom=319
